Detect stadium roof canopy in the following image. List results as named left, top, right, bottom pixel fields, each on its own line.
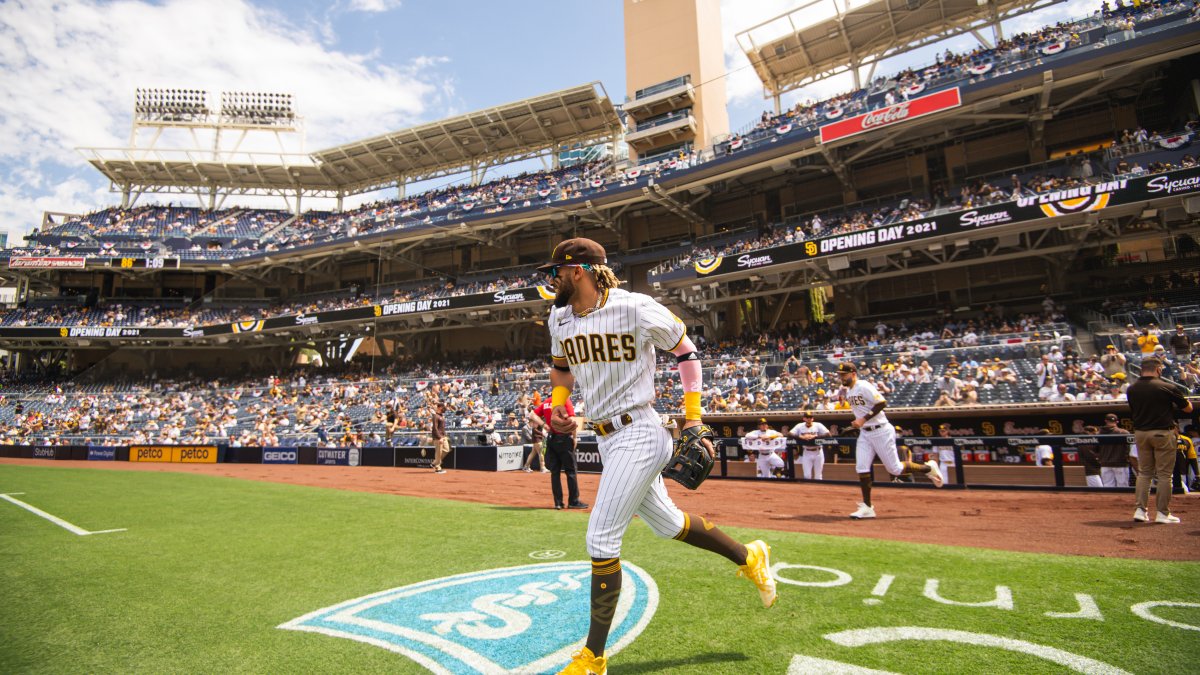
left=80, top=83, right=622, bottom=201
left=736, top=0, right=1064, bottom=100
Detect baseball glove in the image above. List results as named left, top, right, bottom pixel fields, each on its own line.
left=663, top=423, right=718, bottom=490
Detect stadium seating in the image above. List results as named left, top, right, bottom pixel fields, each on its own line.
left=6, top=0, right=1192, bottom=265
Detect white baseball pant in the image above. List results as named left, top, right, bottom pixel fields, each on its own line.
left=939, top=460, right=955, bottom=484
left=1101, top=466, right=1130, bottom=487
left=800, top=449, right=824, bottom=480
left=856, top=424, right=904, bottom=475
left=585, top=405, right=685, bottom=559
left=757, top=450, right=785, bottom=478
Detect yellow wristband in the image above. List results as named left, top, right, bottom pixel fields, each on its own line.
left=551, top=386, right=570, bottom=407
left=683, top=392, right=703, bottom=420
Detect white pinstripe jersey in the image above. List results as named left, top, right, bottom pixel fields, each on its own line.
left=846, top=378, right=889, bottom=425
left=550, top=287, right=685, bottom=421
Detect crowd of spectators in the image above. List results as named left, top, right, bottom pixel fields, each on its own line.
left=8, top=0, right=1192, bottom=269
left=0, top=298, right=1195, bottom=447
left=0, top=262, right=589, bottom=329
left=729, top=0, right=1192, bottom=156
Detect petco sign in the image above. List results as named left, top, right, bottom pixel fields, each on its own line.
left=820, top=88, right=962, bottom=144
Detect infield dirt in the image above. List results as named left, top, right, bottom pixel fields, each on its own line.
left=2, top=458, right=1196, bottom=561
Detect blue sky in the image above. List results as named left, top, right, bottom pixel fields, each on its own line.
left=0, top=0, right=1095, bottom=246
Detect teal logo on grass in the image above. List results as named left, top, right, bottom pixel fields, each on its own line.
left=279, top=561, right=658, bottom=673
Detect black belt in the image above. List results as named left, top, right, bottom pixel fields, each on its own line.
left=862, top=423, right=888, bottom=432
left=593, top=413, right=633, bottom=437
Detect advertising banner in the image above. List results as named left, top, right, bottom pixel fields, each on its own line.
left=22, top=445, right=68, bottom=460
left=313, top=447, right=360, bottom=466
left=686, top=166, right=1200, bottom=279
left=261, top=447, right=299, bottom=464
left=175, top=445, right=217, bottom=463
left=819, top=88, right=962, bottom=144
left=127, top=445, right=218, bottom=463
left=128, top=446, right=172, bottom=463
left=496, top=445, right=524, bottom=472
left=0, top=285, right=556, bottom=341
left=87, top=446, right=117, bottom=461
left=575, top=441, right=604, bottom=474
left=395, top=446, right=436, bottom=469
left=7, top=256, right=86, bottom=269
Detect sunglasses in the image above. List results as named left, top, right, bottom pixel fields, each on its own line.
left=547, top=263, right=591, bottom=279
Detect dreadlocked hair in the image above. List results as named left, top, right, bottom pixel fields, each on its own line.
left=591, top=264, right=624, bottom=291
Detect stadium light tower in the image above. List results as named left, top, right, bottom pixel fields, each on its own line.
left=133, top=88, right=211, bottom=124
left=78, top=86, right=312, bottom=211
left=219, top=91, right=297, bottom=126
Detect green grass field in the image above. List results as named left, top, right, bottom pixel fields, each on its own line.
left=1, top=464, right=1197, bottom=674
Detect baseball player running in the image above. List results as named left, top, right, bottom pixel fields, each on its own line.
left=542, top=238, right=776, bottom=675
left=744, top=418, right=787, bottom=478
left=838, top=362, right=943, bottom=518
left=788, top=411, right=830, bottom=480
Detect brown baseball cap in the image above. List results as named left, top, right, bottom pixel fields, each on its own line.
left=538, top=238, right=607, bottom=270
left=837, top=362, right=857, bottom=373
left=1104, top=413, right=1120, bottom=422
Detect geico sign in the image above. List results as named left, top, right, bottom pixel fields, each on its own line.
left=263, top=451, right=297, bottom=462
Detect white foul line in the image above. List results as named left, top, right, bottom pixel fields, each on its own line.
left=0, top=493, right=126, bottom=536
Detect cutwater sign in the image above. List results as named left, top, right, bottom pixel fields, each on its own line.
left=279, top=561, right=658, bottom=673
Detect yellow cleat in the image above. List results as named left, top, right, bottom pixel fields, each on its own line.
left=737, top=539, right=778, bottom=608
left=559, top=646, right=607, bottom=675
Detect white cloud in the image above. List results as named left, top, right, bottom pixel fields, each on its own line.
left=0, top=172, right=112, bottom=247
left=0, top=0, right=448, bottom=243
left=720, top=0, right=802, bottom=107
left=344, top=0, right=402, bottom=12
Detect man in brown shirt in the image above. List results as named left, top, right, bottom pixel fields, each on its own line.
left=1168, top=324, right=1191, bottom=358
left=430, top=402, right=449, bottom=474
left=1128, top=357, right=1193, bottom=523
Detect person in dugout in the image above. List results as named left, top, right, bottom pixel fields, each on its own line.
left=1173, top=423, right=1196, bottom=494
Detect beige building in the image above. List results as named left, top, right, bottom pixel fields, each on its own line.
left=623, top=0, right=730, bottom=163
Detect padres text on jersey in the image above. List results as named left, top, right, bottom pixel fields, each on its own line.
left=549, top=288, right=684, bottom=421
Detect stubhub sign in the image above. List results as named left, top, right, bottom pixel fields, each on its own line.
left=262, top=447, right=299, bottom=464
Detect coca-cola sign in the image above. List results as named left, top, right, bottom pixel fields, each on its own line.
left=819, top=88, right=962, bottom=144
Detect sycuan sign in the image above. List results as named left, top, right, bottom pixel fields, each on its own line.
left=687, top=166, right=1200, bottom=279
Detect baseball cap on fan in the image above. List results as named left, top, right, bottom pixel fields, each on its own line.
left=538, top=238, right=607, bottom=270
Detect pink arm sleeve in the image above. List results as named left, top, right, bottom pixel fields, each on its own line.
left=671, top=336, right=703, bottom=393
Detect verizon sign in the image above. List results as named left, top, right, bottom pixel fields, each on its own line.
left=7, top=257, right=87, bottom=269
left=819, top=88, right=962, bottom=144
